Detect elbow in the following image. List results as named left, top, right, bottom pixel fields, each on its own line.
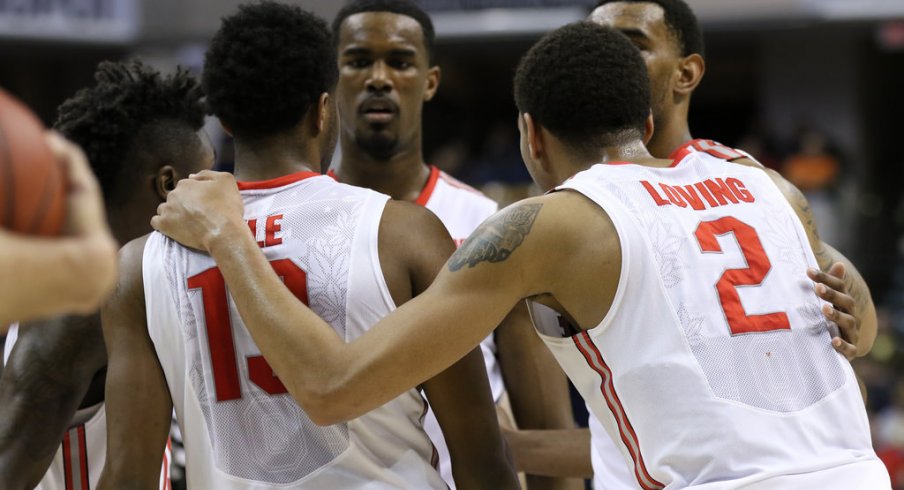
left=289, top=378, right=361, bottom=426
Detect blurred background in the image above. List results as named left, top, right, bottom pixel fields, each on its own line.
left=2, top=0, right=904, bottom=486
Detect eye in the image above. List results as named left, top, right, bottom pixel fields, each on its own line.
left=346, top=58, right=370, bottom=69
left=389, top=59, right=412, bottom=69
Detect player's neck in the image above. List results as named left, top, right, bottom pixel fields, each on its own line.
left=335, top=141, right=431, bottom=202
left=232, top=139, right=321, bottom=183
left=648, top=107, right=693, bottom=159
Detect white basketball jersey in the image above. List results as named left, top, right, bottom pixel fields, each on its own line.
left=2, top=325, right=172, bottom=490
left=331, top=164, right=504, bottom=489
left=415, top=165, right=504, bottom=488
left=530, top=148, right=889, bottom=489
left=143, top=171, right=445, bottom=489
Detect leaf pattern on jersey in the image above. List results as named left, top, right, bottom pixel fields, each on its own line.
left=602, top=181, right=684, bottom=288
left=760, top=200, right=809, bottom=270
left=677, top=303, right=706, bottom=339
left=298, top=201, right=361, bottom=340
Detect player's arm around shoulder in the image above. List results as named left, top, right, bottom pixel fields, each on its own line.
left=97, top=235, right=172, bottom=490
left=749, top=162, right=877, bottom=358
left=381, top=200, right=519, bottom=489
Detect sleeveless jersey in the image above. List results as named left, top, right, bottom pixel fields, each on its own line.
left=414, top=165, right=504, bottom=488
left=142, top=171, right=446, bottom=489
left=330, top=165, right=503, bottom=489
left=529, top=149, right=889, bottom=489
left=2, top=325, right=172, bottom=490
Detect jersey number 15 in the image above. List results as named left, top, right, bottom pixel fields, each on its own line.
left=188, top=259, right=308, bottom=402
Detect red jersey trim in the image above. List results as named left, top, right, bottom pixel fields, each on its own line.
left=326, top=169, right=338, bottom=181
left=236, top=171, right=321, bottom=191
left=414, top=165, right=441, bottom=207
left=670, top=139, right=747, bottom=167
left=573, top=332, right=664, bottom=490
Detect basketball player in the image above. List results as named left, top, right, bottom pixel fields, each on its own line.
left=329, top=1, right=576, bottom=488
left=0, top=133, right=117, bottom=327
left=99, top=4, right=516, bottom=489
left=0, top=60, right=212, bottom=490
left=153, top=22, right=891, bottom=488
left=577, top=1, right=880, bottom=487
left=588, top=0, right=875, bottom=359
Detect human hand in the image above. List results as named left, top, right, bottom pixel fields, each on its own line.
left=151, top=170, right=245, bottom=252
left=808, top=263, right=858, bottom=360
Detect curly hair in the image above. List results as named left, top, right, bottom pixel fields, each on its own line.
left=203, top=1, right=337, bottom=140
left=595, top=0, right=704, bottom=57
left=54, top=60, right=205, bottom=205
left=514, top=22, right=650, bottom=158
left=332, top=0, right=436, bottom=65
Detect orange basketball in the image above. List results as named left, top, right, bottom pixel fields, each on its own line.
left=0, top=89, right=66, bottom=236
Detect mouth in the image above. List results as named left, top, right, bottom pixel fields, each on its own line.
left=359, top=98, right=398, bottom=124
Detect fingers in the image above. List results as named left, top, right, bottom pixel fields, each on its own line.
left=832, top=336, right=858, bottom=361
left=823, top=302, right=859, bottom=349
left=807, top=267, right=846, bottom=298
left=814, top=282, right=856, bottom=315
left=47, top=132, right=110, bottom=237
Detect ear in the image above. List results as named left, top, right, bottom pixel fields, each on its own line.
left=314, top=92, right=331, bottom=135
left=423, top=66, right=441, bottom=102
left=154, top=165, right=179, bottom=200
left=523, top=113, right=544, bottom=162
left=643, top=111, right=655, bottom=146
left=675, top=53, right=705, bottom=96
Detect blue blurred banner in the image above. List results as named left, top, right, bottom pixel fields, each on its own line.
left=0, top=0, right=138, bottom=43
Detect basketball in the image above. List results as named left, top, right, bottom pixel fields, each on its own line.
left=0, top=88, right=66, bottom=236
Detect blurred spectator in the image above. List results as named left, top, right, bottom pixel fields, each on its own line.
left=781, top=127, right=842, bottom=245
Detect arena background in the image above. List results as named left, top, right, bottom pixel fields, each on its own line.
left=2, top=0, right=904, bottom=487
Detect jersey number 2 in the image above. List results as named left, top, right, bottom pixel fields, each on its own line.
left=694, top=216, right=790, bottom=335
left=187, top=259, right=308, bottom=402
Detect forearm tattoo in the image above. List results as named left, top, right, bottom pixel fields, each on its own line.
left=449, top=204, right=543, bottom=272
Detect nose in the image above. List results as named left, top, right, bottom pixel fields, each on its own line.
left=366, top=60, right=393, bottom=93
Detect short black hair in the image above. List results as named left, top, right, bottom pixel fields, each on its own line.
left=332, top=0, right=436, bottom=65
left=54, top=60, right=205, bottom=205
left=596, top=0, right=704, bottom=57
left=204, top=1, right=337, bottom=140
left=514, top=22, right=650, bottom=158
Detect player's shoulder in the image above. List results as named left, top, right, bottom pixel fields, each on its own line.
left=115, top=234, right=152, bottom=296
left=431, top=168, right=498, bottom=211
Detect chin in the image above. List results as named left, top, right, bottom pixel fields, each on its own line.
left=356, top=131, right=398, bottom=160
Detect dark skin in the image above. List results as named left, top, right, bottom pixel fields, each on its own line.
left=0, top=130, right=213, bottom=490
left=500, top=2, right=877, bottom=480
left=331, top=13, right=579, bottom=489
left=100, top=96, right=517, bottom=489
left=589, top=1, right=876, bottom=357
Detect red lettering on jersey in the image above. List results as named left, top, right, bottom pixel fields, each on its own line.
left=694, top=182, right=719, bottom=208
left=641, top=180, right=670, bottom=206
left=247, top=219, right=265, bottom=247
left=726, top=178, right=754, bottom=203
left=640, top=178, right=755, bottom=210
left=245, top=214, right=284, bottom=248
left=673, top=185, right=705, bottom=211
left=703, top=178, right=740, bottom=206
left=265, top=214, right=283, bottom=247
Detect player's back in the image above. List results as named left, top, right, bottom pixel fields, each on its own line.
left=531, top=150, right=888, bottom=489
left=142, top=171, right=445, bottom=489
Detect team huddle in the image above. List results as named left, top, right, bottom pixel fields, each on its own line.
left=0, top=0, right=892, bottom=489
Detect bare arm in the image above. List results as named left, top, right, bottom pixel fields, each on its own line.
left=151, top=172, right=560, bottom=423
left=503, top=428, right=593, bottom=479
left=377, top=200, right=517, bottom=488
left=496, top=303, right=584, bottom=489
left=763, top=167, right=876, bottom=357
left=0, top=316, right=107, bottom=489
left=0, top=134, right=117, bottom=326
left=97, top=236, right=171, bottom=490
